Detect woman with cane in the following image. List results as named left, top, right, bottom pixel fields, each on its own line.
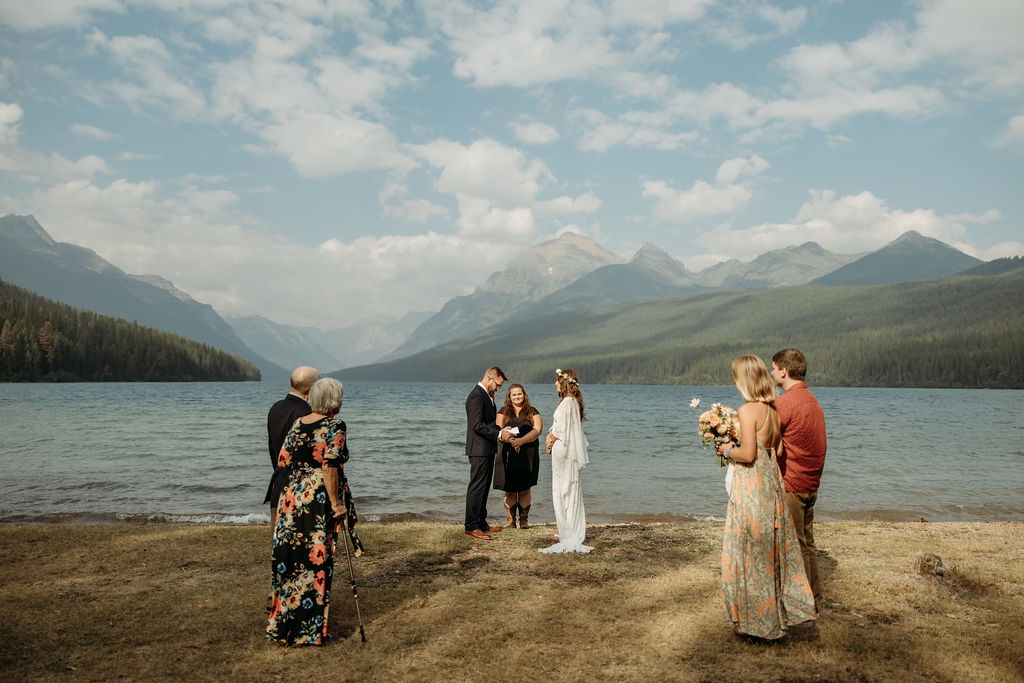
left=266, top=378, right=350, bottom=646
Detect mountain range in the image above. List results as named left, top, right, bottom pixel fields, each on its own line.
left=0, top=212, right=1007, bottom=383
left=0, top=214, right=286, bottom=379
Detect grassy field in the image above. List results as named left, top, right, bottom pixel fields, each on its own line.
left=1, top=521, right=1022, bottom=681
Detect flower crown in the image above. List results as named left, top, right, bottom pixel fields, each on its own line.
left=555, top=368, right=578, bottom=386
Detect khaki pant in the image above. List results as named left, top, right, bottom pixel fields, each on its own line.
left=786, top=490, right=820, bottom=608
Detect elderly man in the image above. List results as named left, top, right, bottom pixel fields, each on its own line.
left=266, top=366, right=319, bottom=527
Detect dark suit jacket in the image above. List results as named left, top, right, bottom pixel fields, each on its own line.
left=465, top=383, right=500, bottom=458
left=265, top=393, right=311, bottom=504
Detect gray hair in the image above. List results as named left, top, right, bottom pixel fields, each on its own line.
left=308, top=377, right=344, bottom=415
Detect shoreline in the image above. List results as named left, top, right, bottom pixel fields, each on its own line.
left=3, top=505, right=1023, bottom=526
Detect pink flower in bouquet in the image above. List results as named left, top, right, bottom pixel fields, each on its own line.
left=695, top=402, right=740, bottom=467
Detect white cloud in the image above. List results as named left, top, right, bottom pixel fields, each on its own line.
left=413, top=138, right=551, bottom=208
left=575, top=108, right=699, bottom=152
left=643, top=180, right=753, bottom=223
left=426, top=0, right=709, bottom=88
left=0, top=102, right=22, bottom=146
left=2, top=176, right=513, bottom=328
left=692, top=189, right=1004, bottom=261
left=535, top=191, right=602, bottom=217
left=1000, top=114, right=1024, bottom=147
left=70, top=123, right=119, bottom=140
left=382, top=198, right=451, bottom=224
left=454, top=196, right=535, bottom=238
left=972, top=242, right=1024, bottom=261
left=0, top=102, right=110, bottom=180
left=702, top=1, right=808, bottom=50
left=262, top=112, right=415, bottom=178
left=511, top=120, right=560, bottom=145
left=716, top=155, right=769, bottom=184
left=0, top=0, right=122, bottom=30
left=88, top=30, right=206, bottom=116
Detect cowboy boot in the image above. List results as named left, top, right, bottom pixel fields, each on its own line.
left=504, top=500, right=515, bottom=527
left=518, top=504, right=530, bottom=529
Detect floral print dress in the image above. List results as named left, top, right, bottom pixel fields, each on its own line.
left=267, top=416, right=347, bottom=646
left=721, top=431, right=816, bottom=639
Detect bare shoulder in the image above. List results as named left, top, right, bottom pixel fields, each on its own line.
left=736, top=401, right=759, bottom=416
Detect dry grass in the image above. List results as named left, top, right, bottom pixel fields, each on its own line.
left=1, top=521, right=1022, bottom=682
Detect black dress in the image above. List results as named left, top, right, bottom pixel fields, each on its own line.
left=493, top=407, right=541, bottom=492
left=267, top=416, right=347, bottom=646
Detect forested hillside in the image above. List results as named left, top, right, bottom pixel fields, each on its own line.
left=0, top=278, right=260, bottom=382
left=339, top=267, right=1024, bottom=388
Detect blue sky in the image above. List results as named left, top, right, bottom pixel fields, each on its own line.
left=1, top=0, right=1022, bottom=329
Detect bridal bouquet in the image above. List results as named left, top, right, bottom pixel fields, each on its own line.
left=693, top=400, right=740, bottom=467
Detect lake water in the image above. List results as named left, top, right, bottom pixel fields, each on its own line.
left=0, top=382, right=1021, bottom=525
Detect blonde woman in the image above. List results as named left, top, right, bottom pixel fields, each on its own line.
left=716, top=355, right=815, bottom=639
left=540, top=368, right=592, bottom=554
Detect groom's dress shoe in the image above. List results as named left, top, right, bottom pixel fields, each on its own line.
left=485, top=525, right=502, bottom=533
left=465, top=529, right=492, bottom=540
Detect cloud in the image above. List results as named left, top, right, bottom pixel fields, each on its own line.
left=999, top=114, right=1024, bottom=147
left=70, top=123, right=119, bottom=140
left=2, top=176, right=512, bottom=328
left=716, top=155, right=769, bottom=184
left=261, top=112, right=415, bottom=178
left=426, top=0, right=709, bottom=88
left=643, top=180, right=753, bottom=223
left=88, top=30, right=206, bottom=116
left=511, top=120, right=560, bottom=145
left=382, top=198, right=451, bottom=224
left=574, top=108, right=699, bottom=152
left=0, top=102, right=110, bottom=180
left=703, top=1, right=807, bottom=50
left=413, top=138, right=551, bottom=209
left=690, top=189, right=1003, bottom=262
left=0, top=0, right=122, bottom=30
left=535, top=191, right=602, bottom=217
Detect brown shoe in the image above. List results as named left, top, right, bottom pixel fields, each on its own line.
left=484, top=525, right=502, bottom=533
left=465, top=529, right=492, bottom=540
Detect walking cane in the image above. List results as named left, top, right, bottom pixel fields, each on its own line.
left=340, top=516, right=368, bottom=643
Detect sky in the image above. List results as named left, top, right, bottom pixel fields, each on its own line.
left=1, top=0, right=1022, bottom=330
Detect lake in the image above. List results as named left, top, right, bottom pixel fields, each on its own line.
left=0, top=382, right=1021, bottom=525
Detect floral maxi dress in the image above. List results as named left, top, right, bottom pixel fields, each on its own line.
left=721, top=437, right=815, bottom=639
left=267, top=416, right=347, bottom=646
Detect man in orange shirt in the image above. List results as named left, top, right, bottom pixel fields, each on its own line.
left=772, top=348, right=827, bottom=611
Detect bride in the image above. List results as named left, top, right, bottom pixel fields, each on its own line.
left=540, top=368, right=593, bottom=554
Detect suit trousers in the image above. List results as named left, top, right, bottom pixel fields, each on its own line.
left=786, top=490, right=820, bottom=607
left=465, top=455, right=495, bottom=531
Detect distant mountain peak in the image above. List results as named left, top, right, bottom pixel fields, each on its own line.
left=813, top=231, right=981, bottom=286
left=0, top=213, right=56, bottom=247
left=892, top=230, right=924, bottom=243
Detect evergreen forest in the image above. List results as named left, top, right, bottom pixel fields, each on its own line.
left=340, top=266, right=1024, bottom=389
left=0, top=278, right=260, bottom=382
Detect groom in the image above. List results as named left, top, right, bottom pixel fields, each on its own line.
left=464, top=366, right=512, bottom=540
left=772, top=348, right=827, bottom=611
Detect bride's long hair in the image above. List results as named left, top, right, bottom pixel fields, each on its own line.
left=556, top=368, right=586, bottom=421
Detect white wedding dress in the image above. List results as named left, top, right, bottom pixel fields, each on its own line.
left=540, top=396, right=593, bottom=554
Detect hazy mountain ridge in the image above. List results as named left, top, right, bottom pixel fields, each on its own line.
left=523, top=242, right=701, bottom=313
left=4, top=213, right=1006, bottom=382
left=812, top=231, right=981, bottom=286
left=227, top=310, right=433, bottom=372
left=383, top=232, right=625, bottom=359
left=337, top=266, right=1024, bottom=388
left=715, top=241, right=861, bottom=289
left=0, top=214, right=285, bottom=379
